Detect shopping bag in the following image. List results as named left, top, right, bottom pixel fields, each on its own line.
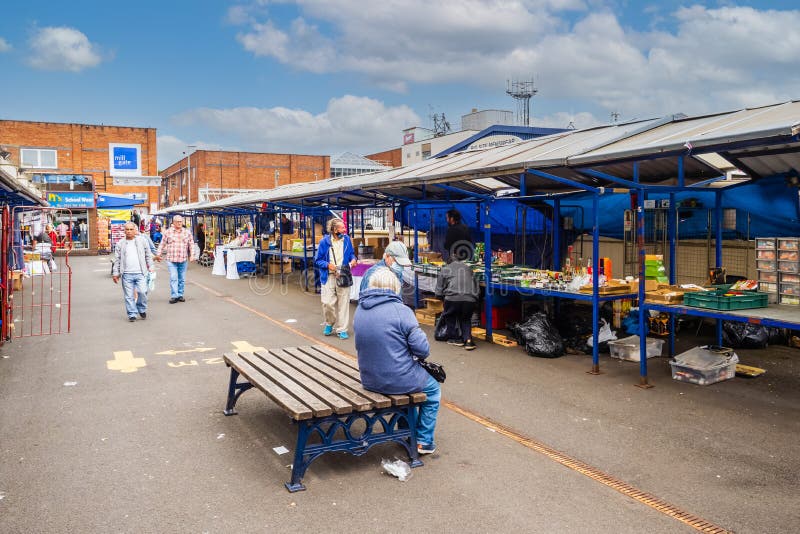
left=147, top=271, right=157, bottom=292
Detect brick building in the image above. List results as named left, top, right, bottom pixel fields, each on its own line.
left=0, top=120, right=159, bottom=253
left=160, top=150, right=330, bottom=206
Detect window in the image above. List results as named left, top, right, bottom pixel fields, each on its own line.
left=20, top=148, right=57, bottom=169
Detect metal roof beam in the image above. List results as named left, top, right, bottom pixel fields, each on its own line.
left=525, top=168, right=601, bottom=194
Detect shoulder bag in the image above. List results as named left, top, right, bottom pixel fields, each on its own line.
left=330, top=242, right=353, bottom=288
left=417, top=358, right=446, bottom=383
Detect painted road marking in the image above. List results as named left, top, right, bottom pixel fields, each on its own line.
left=231, top=340, right=266, bottom=352
left=155, top=347, right=216, bottom=356
left=106, top=351, right=146, bottom=373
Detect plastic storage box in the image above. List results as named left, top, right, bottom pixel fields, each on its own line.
left=608, top=335, right=664, bottom=362
left=755, top=238, right=776, bottom=249
left=683, top=289, right=769, bottom=310
left=778, top=260, right=800, bottom=273
left=670, top=346, right=738, bottom=386
left=756, top=259, right=777, bottom=271
left=777, top=238, right=799, bottom=251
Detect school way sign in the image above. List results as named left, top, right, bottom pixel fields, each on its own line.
left=46, top=192, right=95, bottom=209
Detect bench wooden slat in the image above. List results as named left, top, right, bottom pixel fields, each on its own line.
left=254, top=349, right=355, bottom=415
left=267, top=348, right=373, bottom=411
left=302, top=346, right=425, bottom=406
left=237, top=352, right=333, bottom=419
left=223, top=352, right=313, bottom=420
left=286, top=347, right=393, bottom=409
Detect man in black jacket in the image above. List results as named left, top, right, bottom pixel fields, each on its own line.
left=443, top=209, right=473, bottom=261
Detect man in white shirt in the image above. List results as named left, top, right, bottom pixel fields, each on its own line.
left=112, top=222, right=154, bottom=321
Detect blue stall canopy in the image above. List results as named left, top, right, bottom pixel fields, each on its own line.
left=97, top=193, right=147, bottom=209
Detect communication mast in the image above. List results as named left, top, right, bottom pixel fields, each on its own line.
left=506, top=78, right=538, bottom=126
left=431, top=113, right=451, bottom=137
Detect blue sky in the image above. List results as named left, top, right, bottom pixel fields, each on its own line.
left=1, top=1, right=799, bottom=171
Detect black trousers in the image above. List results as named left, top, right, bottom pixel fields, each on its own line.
left=441, top=300, right=475, bottom=342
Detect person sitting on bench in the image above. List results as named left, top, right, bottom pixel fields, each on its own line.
left=354, top=267, right=441, bottom=455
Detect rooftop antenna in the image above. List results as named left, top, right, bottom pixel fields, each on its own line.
left=431, top=113, right=451, bottom=137
left=506, top=77, right=537, bottom=126
left=610, top=111, right=620, bottom=123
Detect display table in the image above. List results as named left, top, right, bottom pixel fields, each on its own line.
left=212, top=246, right=257, bottom=280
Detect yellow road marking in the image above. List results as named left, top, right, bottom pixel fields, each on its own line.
left=230, top=340, right=266, bottom=352
left=155, top=347, right=216, bottom=356
left=167, top=360, right=199, bottom=367
left=106, top=350, right=146, bottom=373
left=192, top=280, right=731, bottom=533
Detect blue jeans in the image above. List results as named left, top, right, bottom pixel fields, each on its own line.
left=121, top=272, right=148, bottom=318
left=416, top=374, right=441, bottom=447
left=167, top=261, right=187, bottom=298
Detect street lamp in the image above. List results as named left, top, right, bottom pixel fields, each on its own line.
left=185, top=145, right=196, bottom=203
left=274, top=169, right=279, bottom=189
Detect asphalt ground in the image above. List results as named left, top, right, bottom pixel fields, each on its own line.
left=1, top=256, right=799, bottom=533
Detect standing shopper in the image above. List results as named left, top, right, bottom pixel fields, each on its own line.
left=354, top=268, right=441, bottom=454
left=196, top=222, right=206, bottom=258
left=112, top=222, right=154, bottom=321
left=314, top=218, right=356, bottom=339
left=155, top=215, right=196, bottom=303
left=435, top=256, right=480, bottom=350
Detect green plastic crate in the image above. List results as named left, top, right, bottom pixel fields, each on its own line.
left=683, top=290, right=769, bottom=310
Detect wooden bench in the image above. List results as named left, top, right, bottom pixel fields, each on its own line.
left=223, top=344, right=427, bottom=492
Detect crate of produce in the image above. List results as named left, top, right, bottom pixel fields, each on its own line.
left=755, top=238, right=776, bottom=249
left=759, top=282, right=777, bottom=293
left=777, top=238, right=799, bottom=251
left=778, top=260, right=800, bottom=273
left=779, top=294, right=800, bottom=305
left=780, top=282, right=800, bottom=296
left=608, top=335, right=664, bottom=362
left=756, top=259, right=777, bottom=271
left=778, top=250, right=799, bottom=261
left=758, top=270, right=778, bottom=283
left=670, top=346, right=738, bottom=386
left=756, top=249, right=777, bottom=260
left=683, top=289, right=769, bottom=310
left=781, top=272, right=800, bottom=283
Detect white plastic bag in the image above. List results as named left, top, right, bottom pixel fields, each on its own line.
left=381, top=458, right=412, bottom=481
left=147, top=271, right=156, bottom=292
left=587, top=318, right=617, bottom=347
left=192, top=242, right=201, bottom=260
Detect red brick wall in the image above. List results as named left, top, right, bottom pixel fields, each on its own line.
left=0, top=120, right=159, bottom=206
left=159, top=150, right=330, bottom=207
left=365, top=148, right=402, bottom=168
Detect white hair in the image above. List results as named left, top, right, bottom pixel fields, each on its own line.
left=368, top=267, right=401, bottom=293
left=327, top=218, right=344, bottom=233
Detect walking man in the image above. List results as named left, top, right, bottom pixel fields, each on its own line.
left=112, top=222, right=154, bottom=321
left=155, top=215, right=196, bottom=303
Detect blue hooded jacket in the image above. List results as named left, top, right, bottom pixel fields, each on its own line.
left=354, top=288, right=430, bottom=394
left=314, top=233, right=356, bottom=285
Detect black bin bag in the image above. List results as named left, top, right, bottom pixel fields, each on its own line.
left=510, top=312, right=564, bottom=358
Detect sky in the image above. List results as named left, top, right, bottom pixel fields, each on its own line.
left=1, top=0, right=799, bottom=172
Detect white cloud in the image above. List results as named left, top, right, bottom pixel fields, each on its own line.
left=0, top=37, right=11, bottom=53
left=232, top=2, right=800, bottom=119
left=27, top=26, right=103, bottom=72
left=172, top=95, right=420, bottom=156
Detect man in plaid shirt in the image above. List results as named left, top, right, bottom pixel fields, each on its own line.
left=155, top=215, right=197, bottom=303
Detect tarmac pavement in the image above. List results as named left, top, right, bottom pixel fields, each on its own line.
left=1, top=256, right=798, bottom=533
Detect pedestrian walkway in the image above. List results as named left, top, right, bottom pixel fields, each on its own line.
left=1, top=256, right=798, bottom=533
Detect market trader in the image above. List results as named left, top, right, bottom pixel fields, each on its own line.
left=314, top=218, right=356, bottom=339
left=112, top=222, right=154, bottom=321
left=155, top=215, right=196, bottom=304
left=443, top=208, right=474, bottom=261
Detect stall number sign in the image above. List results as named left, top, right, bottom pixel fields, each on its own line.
left=109, top=143, right=142, bottom=176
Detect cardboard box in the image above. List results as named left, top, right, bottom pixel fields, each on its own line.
left=415, top=309, right=438, bottom=326
left=645, top=284, right=702, bottom=304
left=9, top=270, right=23, bottom=291
left=281, top=233, right=300, bottom=251
left=418, top=251, right=442, bottom=263
left=629, top=279, right=659, bottom=293
left=423, top=298, right=444, bottom=313
left=268, top=259, right=292, bottom=274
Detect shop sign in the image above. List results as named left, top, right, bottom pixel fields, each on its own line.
left=109, top=143, right=142, bottom=176
left=466, top=134, right=521, bottom=151
left=112, top=175, right=162, bottom=187
left=46, top=192, right=95, bottom=208
left=32, top=174, right=91, bottom=184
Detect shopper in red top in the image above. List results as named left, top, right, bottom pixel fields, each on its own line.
left=154, top=215, right=196, bottom=303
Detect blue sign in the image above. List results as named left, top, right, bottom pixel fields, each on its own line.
left=47, top=192, right=95, bottom=209
left=32, top=174, right=91, bottom=184
left=113, top=147, right=139, bottom=171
